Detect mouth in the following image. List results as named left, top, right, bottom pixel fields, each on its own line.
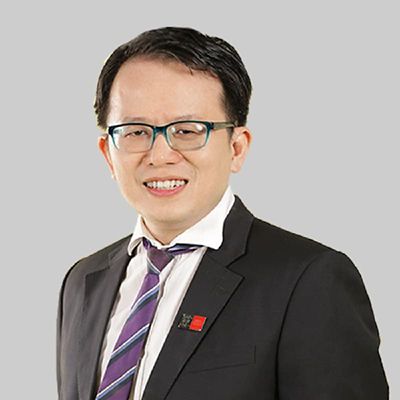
left=143, top=178, right=189, bottom=196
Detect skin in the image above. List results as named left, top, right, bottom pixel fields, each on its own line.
left=98, top=57, right=252, bottom=244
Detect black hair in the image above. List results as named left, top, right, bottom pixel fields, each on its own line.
left=94, top=27, right=252, bottom=129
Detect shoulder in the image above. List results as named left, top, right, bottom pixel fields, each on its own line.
left=241, top=216, right=362, bottom=288
left=227, top=196, right=354, bottom=280
left=240, top=217, right=372, bottom=328
left=61, top=234, right=132, bottom=289
left=249, top=217, right=335, bottom=262
left=230, top=196, right=335, bottom=264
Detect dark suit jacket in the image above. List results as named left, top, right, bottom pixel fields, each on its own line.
left=57, top=197, right=388, bottom=399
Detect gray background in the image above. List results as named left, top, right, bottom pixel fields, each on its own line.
left=1, top=0, right=398, bottom=398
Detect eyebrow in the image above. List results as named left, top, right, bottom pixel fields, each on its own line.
left=119, top=114, right=203, bottom=124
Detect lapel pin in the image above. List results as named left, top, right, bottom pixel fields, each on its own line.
left=178, top=313, right=207, bottom=332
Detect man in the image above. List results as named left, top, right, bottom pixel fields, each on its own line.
left=57, top=27, right=388, bottom=400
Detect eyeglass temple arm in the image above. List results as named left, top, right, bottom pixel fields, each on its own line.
left=212, top=122, right=237, bottom=130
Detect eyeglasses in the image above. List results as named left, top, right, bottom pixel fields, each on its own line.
left=107, top=120, right=236, bottom=153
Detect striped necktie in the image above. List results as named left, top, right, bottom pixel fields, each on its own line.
left=95, top=237, right=200, bottom=400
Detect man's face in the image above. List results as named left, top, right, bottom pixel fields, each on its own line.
left=99, top=57, right=251, bottom=242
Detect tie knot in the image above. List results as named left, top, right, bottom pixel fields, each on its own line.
left=142, top=238, right=201, bottom=275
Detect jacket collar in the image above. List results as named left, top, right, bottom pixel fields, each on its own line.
left=142, top=196, right=254, bottom=399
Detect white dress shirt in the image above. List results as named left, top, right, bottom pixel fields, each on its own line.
left=98, top=187, right=235, bottom=400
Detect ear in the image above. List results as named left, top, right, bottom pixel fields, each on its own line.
left=230, top=127, right=252, bottom=173
left=98, top=134, right=116, bottom=179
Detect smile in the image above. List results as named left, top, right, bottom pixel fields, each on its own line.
left=143, top=179, right=188, bottom=191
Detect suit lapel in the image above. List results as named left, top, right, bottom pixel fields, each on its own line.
left=78, top=238, right=132, bottom=400
left=143, top=197, right=254, bottom=399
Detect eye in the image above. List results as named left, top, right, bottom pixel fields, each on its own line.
left=175, top=129, right=196, bottom=135
left=122, top=128, right=151, bottom=138
left=171, top=123, right=206, bottom=136
left=126, top=130, right=143, bottom=136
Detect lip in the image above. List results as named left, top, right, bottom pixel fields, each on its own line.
left=143, top=177, right=189, bottom=197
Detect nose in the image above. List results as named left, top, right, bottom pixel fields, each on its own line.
left=147, top=131, right=182, bottom=166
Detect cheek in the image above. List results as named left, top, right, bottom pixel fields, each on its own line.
left=215, top=147, right=234, bottom=175
left=195, top=151, right=232, bottom=188
left=112, top=157, right=140, bottom=187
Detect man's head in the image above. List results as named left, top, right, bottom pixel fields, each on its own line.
left=96, top=27, right=253, bottom=244
left=94, top=27, right=252, bottom=129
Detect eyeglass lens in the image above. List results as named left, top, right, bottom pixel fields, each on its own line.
left=112, top=122, right=208, bottom=152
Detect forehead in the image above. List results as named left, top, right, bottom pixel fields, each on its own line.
left=107, top=57, right=226, bottom=125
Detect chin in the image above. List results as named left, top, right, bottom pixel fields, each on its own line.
left=150, top=209, right=194, bottom=227
left=155, top=210, right=188, bottom=224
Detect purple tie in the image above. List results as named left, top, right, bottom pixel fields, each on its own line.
left=95, top=238, right=200, bottom=400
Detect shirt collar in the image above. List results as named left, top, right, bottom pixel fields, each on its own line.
left=127, top=186, right=235, bottom=254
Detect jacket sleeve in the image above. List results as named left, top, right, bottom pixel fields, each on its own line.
left=277, top=250, right=389, bottom=399
left=56, top=271, right=67, bottom=398
left=56, top=261, right=79, bottom=400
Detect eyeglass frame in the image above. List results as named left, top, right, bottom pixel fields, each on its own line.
left=106, top=120, right=237, bottom=152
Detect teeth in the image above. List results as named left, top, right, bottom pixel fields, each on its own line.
left=145, top=180, right=186, bottom=190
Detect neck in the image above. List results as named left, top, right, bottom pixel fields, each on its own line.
left=142, top=220, right=188, bottom=245
left=141, top=190, right=229, bottom=245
